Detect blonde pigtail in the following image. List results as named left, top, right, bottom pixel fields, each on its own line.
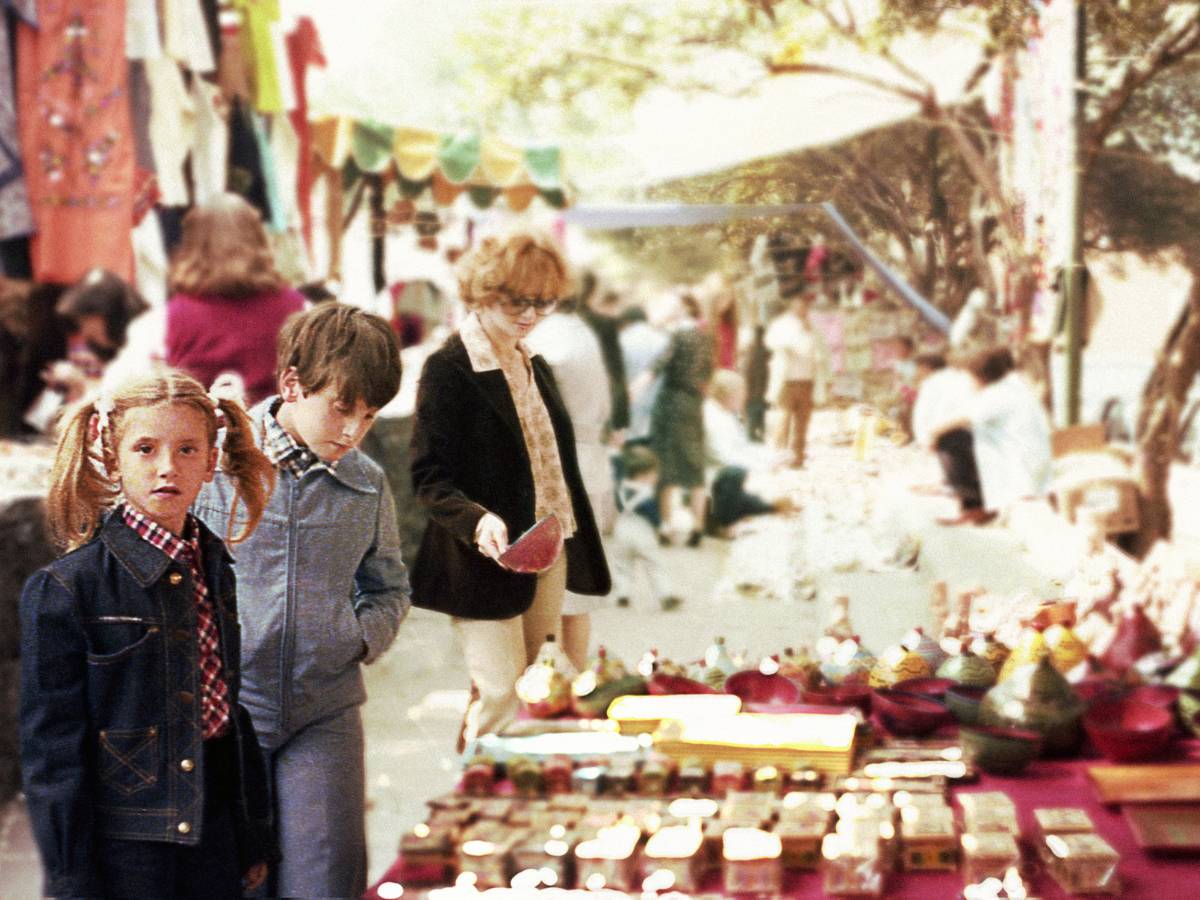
left=46, top=399, right=119, bottom=551
left=216, top=397, right=275, bottom=544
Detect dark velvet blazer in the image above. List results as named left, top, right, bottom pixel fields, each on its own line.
left=409, top=333, right=611, bottom=620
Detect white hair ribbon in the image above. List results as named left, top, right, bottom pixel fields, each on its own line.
left=93, top=394, right=114, bottom=432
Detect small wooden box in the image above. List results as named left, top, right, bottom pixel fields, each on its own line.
left=643, top=825, right=705, bottom=891
left=821, top=832, right=885, bottom=897
left=900, top=805, right=958, bottom=871
left=1033, top=806, right=1095, bottom=839
left=511, top=827, right=575, bottom=886
left=1041, top=832, right=1121, bottom=895
left=961, top=831, right=1021, bottom=885
left=776, top=819, right=827, bottom=870
left=958, top=792, right=1019, bottom=835
left=722, top=828, right=783, bottom=895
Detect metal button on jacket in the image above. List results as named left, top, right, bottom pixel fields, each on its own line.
left=177, top=821, right=191, bottom=834
left=178, top=691, right=194, bottom=705
left=168, top=572, right=184, bottom=585
left=180, top=758, right=195, bottom=772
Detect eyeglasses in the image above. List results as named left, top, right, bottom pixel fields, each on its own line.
left=496, top=292, right=560, bottom=317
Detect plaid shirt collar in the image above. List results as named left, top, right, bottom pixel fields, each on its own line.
left=263, top=398, right=337, bottom=478
left=118, top=503, right=200, bottom=565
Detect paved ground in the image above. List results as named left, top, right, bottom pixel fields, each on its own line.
left=0, top=423, right=1075, bottom=898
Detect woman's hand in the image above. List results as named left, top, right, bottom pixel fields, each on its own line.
left=243, top=862, right=268, bottom=892
left=474, top=512, right=510, bottom=564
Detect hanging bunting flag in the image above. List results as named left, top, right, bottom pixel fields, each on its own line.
left=351, top=120, right=395, bottom=173
left=523, top=146, right=562, bottom=191
left=437, top=133, right=481, bottom=184
left=393, top=127, right=441, bottom=181
left=479, top=136, right=525, bottom=187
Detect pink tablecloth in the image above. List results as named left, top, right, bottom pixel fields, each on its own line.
left=365, top=746, right=1200, bottom=899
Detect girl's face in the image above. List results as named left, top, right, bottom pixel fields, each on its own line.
left=112, top=403, right=217, bottom=535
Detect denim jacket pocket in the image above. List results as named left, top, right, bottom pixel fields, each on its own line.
left=98, top=726, right=160, bottom=796
left=85, top=619, right=161, bottom=665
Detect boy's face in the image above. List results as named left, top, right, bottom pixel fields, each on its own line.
left=113, top=403, right=217, bottom=535
left=277, top=369, right=379, bottom=463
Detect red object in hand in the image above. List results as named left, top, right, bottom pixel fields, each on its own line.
left=499, top=515, right=564, bottom=573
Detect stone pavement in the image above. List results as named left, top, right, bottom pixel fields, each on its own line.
left=0, top=429, right=1076, bottom=897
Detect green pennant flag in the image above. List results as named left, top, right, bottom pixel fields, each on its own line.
left=438, top=133, right=482, bottom=184
left=351, top=120, right=396, bottom=173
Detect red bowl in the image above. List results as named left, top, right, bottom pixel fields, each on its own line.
left=1073, top=678, right=1126, bottom=707
left=872, top=689, right=951, bottom=737
left=647, top=673, right=717, bottom=695
left=1126, top=684, right=1182, bottom=710
left=1084, top=699, right=1174, bottom=762
left=801, top=684, right=873, bottom=716
left=894, top=677, right=956, bottom=700
left=725, top=670, right=802, bottom=706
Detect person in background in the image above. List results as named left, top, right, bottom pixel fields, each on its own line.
left=409, top=231, right=610, bottom=744
left=701, top=272, right=739, bottom=372
left=526, top=292, right=615, bottom=671
left=910, top=353, right=988, bottom=526
left=1, top=269, right=147, bottom=435
left=611, top=446, right=681, bottom=611
left=765, top=293, right=825, bottom=467
left=704, top=370, right=793, bottom=535
left=193, top=304, right=410, bottom=899
left=166, top=193, right=306, bottom=407
left=576, top=271, right=631, bottom=439
left=890, top=335, right=918, bottom=439
left=648, top=291, right=715, bottom=547
left=21, top=371, right=275, bottom=899
left=619, top=303, right=670, bottom=443
left=966, top=346, right=1052, bottom=518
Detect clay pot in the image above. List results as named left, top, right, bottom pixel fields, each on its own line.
left=960, top=725, right=1042, bottom=775
left=902, top=627, right=949, bottom=672
left=998, top=628, right=1049, bottom=682
left=517, top=660, right=572, bottom=719
left=868, top=645, right=933, bottom=689
left=945, top=685, right=989, bottom=726
left=819, top=637, right=875, bottom=686
left=872, top=689, right=951, bottom=738
left=801, top=683, right=873, bottom=716
left=968, top=633, right=1010, bottom=671
left=937, top=649, right=997, bottom=688
left=894, top=677, right=956, bottom=700
left=778, top=646, right=820, bottom=689
left=980, top=657, right=1084, bottom=756
left=1165, top=649, right=1200, bottom=692
left=1084, top=699, right=1174, bottom=762
left=1043, top=623, right=1089, bottom=675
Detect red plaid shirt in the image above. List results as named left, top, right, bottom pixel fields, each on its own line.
left=119, top=504, right=231, bottom=740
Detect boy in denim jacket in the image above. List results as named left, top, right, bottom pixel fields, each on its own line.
left=195, top=304, right=410, bottom=899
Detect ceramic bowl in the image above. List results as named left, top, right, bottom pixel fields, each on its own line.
left=725, top=670, right=801, bottom=706
left=1084, top=699, right=1174, bottom=762
left=801, top=684, right=873, bottom=716
left=647, top=673, right=717, bottom=696
left=944, top=685, right=989, bottom=726
left=1126, top=684, right=1182, bottom=710
left=1073, top=678, right=1126, bottom=708
left=872, top=689, right=951, bottom=737
left=894, top=677, right=956, bottom=700
left=960, top=725, right=1043, bottom=775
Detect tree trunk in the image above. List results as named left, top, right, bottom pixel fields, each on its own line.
left=1132, top=275, right=1200, bottom=556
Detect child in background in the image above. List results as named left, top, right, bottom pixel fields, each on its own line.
left=20, top=372, right=276, bottom=899
left=612, top=445, right=682, bottom=611
left=193, top=303, right=410, bottom=899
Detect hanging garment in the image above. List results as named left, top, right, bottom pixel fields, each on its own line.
left=0, top=2, right=37, bottom=241
left=226, top=97, right=270, bottom=221
left=285, top=15, right=324, bottom=253
left=162, top=0, right=215, bottom=73
left=252, top=113, right=284, bottom=232
left=125, top=0, right=162, bottom=60
left=190, top=78, right=228, bottom=204
left=16, top=2, right=136, bottom=283
left=268, top=112, right=300, bottom=230
left=145, top=55, right=196, bottom=206
left=232, top=0, right=285, bottom=113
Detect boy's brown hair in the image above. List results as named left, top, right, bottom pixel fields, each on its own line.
left=276, top=302, right=401, bottom=410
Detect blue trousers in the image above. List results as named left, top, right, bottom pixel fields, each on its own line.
left=259, top=706, right=366, bottom=900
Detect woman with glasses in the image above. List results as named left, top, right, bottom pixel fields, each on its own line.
left=409, top=231, right=611, bottom=744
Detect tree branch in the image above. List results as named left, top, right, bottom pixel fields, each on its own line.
left=767, top=60, right=929, bottom=104
left=1085, top=10, right=1200, bottom=167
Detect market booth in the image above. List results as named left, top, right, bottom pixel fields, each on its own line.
left=364, top=582, right=1200, bottom=899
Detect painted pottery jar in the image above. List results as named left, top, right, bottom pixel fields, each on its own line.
left=820, top=637, right=875, bottom=686
left=979, top=656, right=1084, bottom=755
left=969, top=632, right=1010, bottom=672
left=779, top=646, right=820, bottom=689
left=998, top=628, right=1048, bottom=682
left=1103, top=606, right=1163, bottom=673
left=518, top=659, right=572, bottom=719
left=869, top=644, right=933, bottom=689
left=902, top=627, right=949, bottom=672
left=936, top=648, right=997, bottom=689
left=1044, top=623, right=1089, bottom=675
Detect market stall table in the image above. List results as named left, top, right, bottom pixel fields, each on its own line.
left=364, top=742, right=1200, bottom=899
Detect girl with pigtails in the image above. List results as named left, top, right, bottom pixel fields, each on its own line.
left=18, top=370, right=277, bottom=900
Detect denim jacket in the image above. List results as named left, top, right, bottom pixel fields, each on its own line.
left=19, top=514, right=272, bottom=899
left=193, top=398, right=411, bottom=743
